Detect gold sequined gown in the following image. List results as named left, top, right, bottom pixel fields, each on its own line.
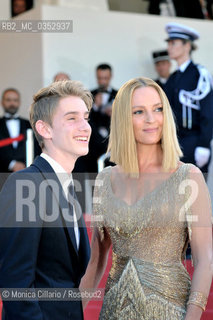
left=93, top=164, right=193, bottom=320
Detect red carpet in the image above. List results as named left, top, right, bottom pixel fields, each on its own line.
left=84, top=252, right=213, bottom=320
left=84, top=215, right=213, bottom=320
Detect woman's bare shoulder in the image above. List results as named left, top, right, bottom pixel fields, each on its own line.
left=178, top=161, right=201, bottom=174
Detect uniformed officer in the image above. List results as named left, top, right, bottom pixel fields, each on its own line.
left=164, top=22, right=213, bottom=173
left=152, top=49, right=171, bottom=90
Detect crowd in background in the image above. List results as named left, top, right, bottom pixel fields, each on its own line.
left=10, top=0, right=213, bottom=20
left=0, top=22, right=213, bottom=214
left=0, top=4, right=212, bottom=320
left=148, top=0, right=213, bottom=19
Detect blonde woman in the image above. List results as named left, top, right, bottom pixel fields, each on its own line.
left=80, top=77, right=213, bottom=320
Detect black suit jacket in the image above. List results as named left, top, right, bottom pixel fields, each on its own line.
left=172, top=0, right=204, bottom=18
left=90, top=87, right=117, bottom=149
left=0, top=156, right=90, bottom=320
left=0, top=117, right=41, bottom=173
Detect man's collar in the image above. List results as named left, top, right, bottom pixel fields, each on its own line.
left=159, top=77, right=168, bottom=84
left=40, top=153, right=72, bottom=178
left=98, top=86, right=112, bottom=93
left=40, top=153, right=73, bottom=197
left=4, top=112, right=19, bottom=119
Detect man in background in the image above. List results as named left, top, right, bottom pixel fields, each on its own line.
left=75, top=64, right=117, bottom=173
left=91, top=63, right=117, bottom=118
left=89, top=63, right=117, bottom=172
left=0, top=88, right=40, bottom=173
left=152, top=49, right=171, bottom=90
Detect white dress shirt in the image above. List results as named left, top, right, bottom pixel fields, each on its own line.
left=101, top=86, right=112, bottom=106
left=159, top=77, right=168, bottom=84
left=4, top=112, right=20, bottom=170
left=40, top=153, right=80, bottom=249
left=4, top=112, right=20, bottom=149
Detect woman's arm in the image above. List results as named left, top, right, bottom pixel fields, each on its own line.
left=80, top=226, right=111, bottom=309
left=185, top=166, right=213, bottom=320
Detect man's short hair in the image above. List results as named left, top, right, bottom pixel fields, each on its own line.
left=30, top=80, right=93, bottom=149
left=2, top=88, right=20, bottom=100
left=96, top=64, right=112, bottom=72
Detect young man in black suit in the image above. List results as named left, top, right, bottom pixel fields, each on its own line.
left=0, top=80, right=92, bottom=319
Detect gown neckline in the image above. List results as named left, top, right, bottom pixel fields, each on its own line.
left=107, top=164, right=187, bottom=207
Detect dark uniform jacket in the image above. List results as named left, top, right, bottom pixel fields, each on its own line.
left=165, top=61, right=213, bottom=169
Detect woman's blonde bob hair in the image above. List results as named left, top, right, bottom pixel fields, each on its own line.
left=107, top=77, right=182, bottom=174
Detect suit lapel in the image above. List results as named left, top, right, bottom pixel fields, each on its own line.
left=108, top=91, right=114, bottom=103
left=73, top=191, right=90, bottom=273
left=0, top=118, right=14, bottom=151
left=0, top=118, right=10, bottom=138
left=31, top=156, right=79, bottom=257
left=19, top=119, right=26, bottom=135
left=108, top=89, right=117, bottom=103
left=78, top=212, right=90, bottom=274
left=0, top=118, right=23, bottom=149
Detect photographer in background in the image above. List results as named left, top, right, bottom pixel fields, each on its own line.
left=91, top=64, right=117, bottom=118
left=75, top=64, right=117, bottom=174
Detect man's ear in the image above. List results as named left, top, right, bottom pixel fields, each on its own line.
left=35, top=120, right=52, bottom=140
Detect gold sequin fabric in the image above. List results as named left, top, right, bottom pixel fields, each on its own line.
left=93, top=164, right=193, bottom=320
